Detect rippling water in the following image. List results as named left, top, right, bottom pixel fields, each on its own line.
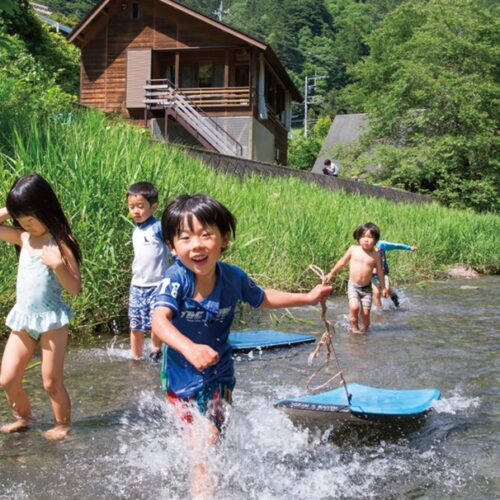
left=0, top=276, right=498, bottom=499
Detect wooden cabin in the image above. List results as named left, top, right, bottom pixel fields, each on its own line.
left=69, top=0, right=302, bottom=164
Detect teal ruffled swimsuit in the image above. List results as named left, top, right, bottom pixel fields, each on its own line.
left=5, top=236, right=73, bottom=341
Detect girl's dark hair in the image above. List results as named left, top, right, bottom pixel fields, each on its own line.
left=7, top=173, right=82, bottom=264
left=353, top=222, right=380, bottom=242
left=127, top=182, right=158, bottom=204
left=162, top=194, right=236, bottom=248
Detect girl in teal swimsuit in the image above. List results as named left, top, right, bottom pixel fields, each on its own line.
left=0, top=173, right=81, bottom=441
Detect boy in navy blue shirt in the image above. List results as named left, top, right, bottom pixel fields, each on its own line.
left=127, top=182, right=171, bottom=361
left=152, top=194, right=331, bottom=496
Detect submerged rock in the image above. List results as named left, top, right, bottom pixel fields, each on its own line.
left=448, top=265, right=480, bottom=279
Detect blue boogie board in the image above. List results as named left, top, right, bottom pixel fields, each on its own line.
left=229, top=330, right=316, bottom=353
left=275, top=383, right=441, bottom=423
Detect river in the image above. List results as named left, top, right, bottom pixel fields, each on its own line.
left=0, top=276, right=498, bottom=499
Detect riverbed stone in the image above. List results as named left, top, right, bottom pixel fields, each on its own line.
left=448, top=265, right=480, bottom=279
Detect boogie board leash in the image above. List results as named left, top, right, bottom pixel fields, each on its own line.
left=306, top=265, right=352, bottom=404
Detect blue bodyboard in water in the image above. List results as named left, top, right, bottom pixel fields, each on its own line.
left=275, top=383, right=440, bottom=423
left=229, top=330, right=316, bottom=353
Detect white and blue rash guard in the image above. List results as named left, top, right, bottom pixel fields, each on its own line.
left=131, top=216, right=171, bottom=287
left=154, top=259, right=265, bottom=398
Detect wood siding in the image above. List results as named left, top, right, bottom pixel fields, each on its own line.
left=77, top=0, right=292, bottom=162
left=80, top=0, right=249, bottom=113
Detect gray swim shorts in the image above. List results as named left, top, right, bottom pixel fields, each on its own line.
left=347, top=281, right=373, bottom=310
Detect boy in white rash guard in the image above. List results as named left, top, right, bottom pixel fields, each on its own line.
left=127, top=182, right=172, bottom=361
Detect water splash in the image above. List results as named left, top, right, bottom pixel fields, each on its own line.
left=432, top=390, right=481, bottom=414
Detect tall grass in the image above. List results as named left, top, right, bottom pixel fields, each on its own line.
left=0, top=108, right=498, bottom=339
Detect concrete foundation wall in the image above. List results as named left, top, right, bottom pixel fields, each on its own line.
left=188, top=147, right=432, bottom=205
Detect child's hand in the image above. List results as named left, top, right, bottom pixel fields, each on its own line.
left=411, top=246, right=418, bottom=251
left=185, top=344, right=219, bottom=371
left=307, top=284, right=333, bottom=304
left=41, top=245, right=64, bottom=270
left=324, top=272, right=333, bottom=283
left=382, top=287, right=390, bottom=298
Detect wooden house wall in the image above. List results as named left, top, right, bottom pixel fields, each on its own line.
left=80, top=0, right=251, bottom=114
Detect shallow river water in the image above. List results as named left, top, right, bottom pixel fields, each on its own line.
left=0, top=276, right=498, bottom=499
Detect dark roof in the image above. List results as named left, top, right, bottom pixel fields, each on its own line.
left=69, top=0, right=302, bottom=101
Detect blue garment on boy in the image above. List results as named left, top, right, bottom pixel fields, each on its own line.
left=154, top=259, right=265, bottom=398
left=377, top=240, right=413, bottom=275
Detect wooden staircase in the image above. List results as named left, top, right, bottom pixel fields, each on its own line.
left=145, top=80, right=243, bottom=157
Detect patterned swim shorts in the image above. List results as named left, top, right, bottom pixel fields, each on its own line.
left=128, top=284, right=157, bottom=332
left=347, top=280, right=373, bottom=310
left=166, top=382, right=235, bottom=432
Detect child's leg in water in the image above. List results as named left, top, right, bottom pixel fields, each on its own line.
left=189, top=418, right=220, bottom=500
left=372, top=283, right=383, bottom=310
left=0, top=331, right=37, bottom=433
left=130, top=329, right=144, bottom=359
left=40, top=326, right=71, bottom=441
left=348, top=299, right=361, bottom=333
left=359, top=307, right=371, bottom=333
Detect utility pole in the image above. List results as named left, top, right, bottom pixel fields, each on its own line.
left=304, top=76, right=308, bottom=137
left=304, top=74, right=327, bottom=137
left=214, top=0, right=229, bottom=22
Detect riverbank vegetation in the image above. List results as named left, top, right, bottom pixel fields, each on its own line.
left=0, top=2, right=498, bottom=339
left=0, top=109, right=498, bottom=339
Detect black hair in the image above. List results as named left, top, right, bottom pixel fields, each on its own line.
left=6, top=173, right=82, bottom=264
left=323, top=158, right=331, bottom=166
left=353, top=222, right=380, bottom=242
left=162, top=194, right=236, bottom=249
left=127, top=182, right=158, bottom=204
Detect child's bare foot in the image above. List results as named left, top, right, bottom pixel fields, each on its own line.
left=0, top=418, right=31, bottom=434
left=350, top=328, right=364, bottom=334
left=43, top=424, right=70, bottom=441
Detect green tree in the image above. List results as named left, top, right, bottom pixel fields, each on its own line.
left=341, top=0, right=499, bottom=212
left=288, top=116, right=331, bottom=170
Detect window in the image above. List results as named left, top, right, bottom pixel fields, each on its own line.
left=165, top=65, right=175, bottom=85
left=234, top=64, right=249, bottom=86
left=179, top=63, right=225, bottom=88
left=180, top=65, right=196, bottom=87
left=131, top=2, right=140, bottom=20
left=199, top=63, right=224, bottom=87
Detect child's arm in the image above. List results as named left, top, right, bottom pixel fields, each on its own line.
left=379, top=240, right=418, bottom=252
left=152, top=306, right=219, bottom=371
left=374, top=252, right=389, bottom=297
left=0, top=207, right=22, bottom=246
left=42, top=243, right=81, bottom=295
left=260, top=284, right=332, bottom=309
left=325, top=247, right=352, bottom=283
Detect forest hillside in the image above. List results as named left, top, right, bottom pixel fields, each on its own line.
left=3, top=0, right=499, bottom=212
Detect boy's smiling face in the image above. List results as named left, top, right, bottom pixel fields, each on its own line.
left=171, top=215, right=229, bottom=282
left=128, top=194, right=156, bottom=224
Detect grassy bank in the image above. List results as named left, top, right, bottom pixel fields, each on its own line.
left=0, top=109, right=498, bottom=340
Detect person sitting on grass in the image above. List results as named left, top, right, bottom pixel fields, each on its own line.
left=325, top=222, right=388, bottom=334
left=372, top=240, right=418, bottom=309
left=127, top=181, right=172, bottom=362
left=152, top=193, right=332, bottom=498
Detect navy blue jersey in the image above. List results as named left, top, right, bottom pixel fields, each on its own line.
left=154, top=259, right=265, bottom=398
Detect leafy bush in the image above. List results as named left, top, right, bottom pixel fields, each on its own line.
left=341, top=0, right=499, bottom=212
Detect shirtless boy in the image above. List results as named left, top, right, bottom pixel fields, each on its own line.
left=325, top=222, right=388, bottom=333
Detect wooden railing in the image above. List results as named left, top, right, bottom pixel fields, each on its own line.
left=145, top=81, right=251, bottom=108
left=145, top=80, right=243, bottom=157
